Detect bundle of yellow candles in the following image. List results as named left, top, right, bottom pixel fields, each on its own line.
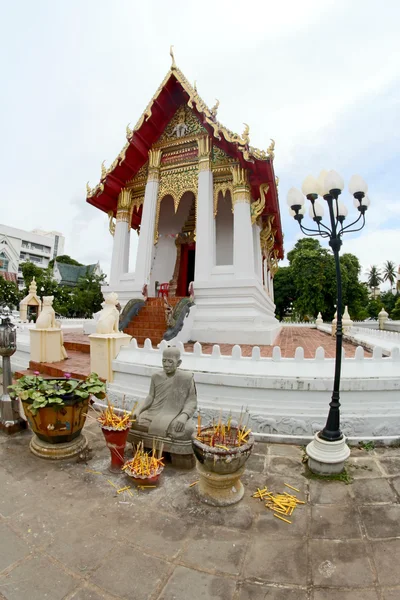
left=252, top=483, right=305, bottom=524
left=196, top=410, right=251, bottom=449
left=123, top=441, right=164, bottom=479
left=97, top=397, right=136, bottom=430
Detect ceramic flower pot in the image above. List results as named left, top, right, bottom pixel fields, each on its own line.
left=22, top=395, right=90, bottom=444
left=102, top=426, right=130, bottom=473
left=191, top=426, right=254, bottom=506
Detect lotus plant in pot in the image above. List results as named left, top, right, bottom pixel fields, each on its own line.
left=191, top=413, right=254, bottom=506
left=9, top=372, right=106, bottom=459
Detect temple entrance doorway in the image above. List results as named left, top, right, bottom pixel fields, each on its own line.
left=177, top=242, right=195, bottom=296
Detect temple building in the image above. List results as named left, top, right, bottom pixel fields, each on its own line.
left=86, top=56, right=283, bottom=345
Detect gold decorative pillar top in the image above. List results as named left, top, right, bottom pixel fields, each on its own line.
left=116, top=188, right=132, bottom=222
left=148, top=149, right=162, bottom=181
left=197, top=136, right=212, bottom=172
left=231, top=165, right=250, bottom=206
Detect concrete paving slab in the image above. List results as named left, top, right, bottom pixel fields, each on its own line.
left=389, top=476, right=400, bottom=497
left=255, top=504, right=309, bottom=538
left=351, top=478, right=397, bottom=504
left=89, top=541, right=172, bottom=599
left=378, top=458, right=400, bottom=476
left=66, top=587, right=112, bottom=600
left=124, top=512, right=189, bottom=560
left=371, top=539, right=400, bottom=586
left=157, top=566, right=236, bottom=600
left=0, top=555, right=77, bottom=600
left=245, top=454, right=266, bottom=473
left=243, top=538, right=308, bottom=585
left=382, top=589, right=400, bottom=600
left=313, top=589, right=379, bottom=600
left=309, top=480, right=352, bottom=505
left=0, top=523, right=31, bottom=574
left=360, top=505, right=400, bottom=538
left=310, top=505, right=361, bottom=539
left=235, top=582, right=308, bottom=599
left=309, top=540, right=374, bottom=587
left=268, top=444, right=304, bottom=459
left=181, top=526, right=248, bottom=576
left=347, top=458, right=383, bottom=479
left=267, top=456, right=304, bottom=478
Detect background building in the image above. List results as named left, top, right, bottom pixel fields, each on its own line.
left=53, top=261, right=102, bottom=287
left=0, top=224, right=65, bottom=288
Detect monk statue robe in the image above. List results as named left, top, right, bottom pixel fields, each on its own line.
left=133, top=347, right=197, bottom=440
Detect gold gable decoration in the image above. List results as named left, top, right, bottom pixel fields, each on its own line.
left=154, top=165, right=198, bottom=244
left=159, top=104, right=206, bottom=142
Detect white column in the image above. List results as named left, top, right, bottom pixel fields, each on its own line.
left=194, top=137, right=214, bottom=282
left=133, top=149, right=161, bottom=288
left=232, top=166, right=255, bottom=279
left=109, top=189, right=131, bottom=285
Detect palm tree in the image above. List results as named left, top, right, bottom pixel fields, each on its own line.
left=383, top=260, right=397, bottom=291
left=366, top=265, right=382, bottom=298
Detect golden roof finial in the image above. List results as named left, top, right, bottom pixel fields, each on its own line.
left=126, top=123, right=133, bottom=139
left=211, top=99, right=220, bottom=118
left=86, top=181, right=92, bottom=196
left=193, top=80, right=197, bottom=91
left=170, top=45, right=177, bottom=70
left=267, top=138, right=275, bottom=160
left=242, top=123, right=250, bottom=145
left=101, top=160, right=107, bottom=179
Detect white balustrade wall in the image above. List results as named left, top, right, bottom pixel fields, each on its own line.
left=108, top=338, right=400, bottom=444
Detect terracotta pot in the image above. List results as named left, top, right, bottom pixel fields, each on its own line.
left=102, top=427, right=130, bottom=473
left=191, top=426, right=254, bottom=474
left=22, top=395, right=89, bottom=444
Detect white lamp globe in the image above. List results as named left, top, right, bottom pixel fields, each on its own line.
left=301, top=175, right=319, bottom=196
left=316, top=170, right=329, bottom=196
left=309, top=201, right=324, bottom=219
left=286, top=187, right=305, bottom=207
left=325, top=170, right=344, bottom=192
left=361, top=195, right=371, bottom=207
left=349, top=175, right=368, bottom=195
left=333, top=201, right=348, bottom=218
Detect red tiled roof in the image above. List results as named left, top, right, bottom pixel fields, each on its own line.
left=0, top=272, right=18, bottom=283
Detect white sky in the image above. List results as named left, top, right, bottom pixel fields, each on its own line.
left=1, top=0, right=399, bottom=284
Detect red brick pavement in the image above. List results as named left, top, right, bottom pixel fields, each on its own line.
left=63, top=328, right=369, bottom=360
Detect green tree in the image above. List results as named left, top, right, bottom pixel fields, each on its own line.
left=279, top=239, right=369, bottom=321
left=382, top=260, right=397, bottom=291
left=68, top=272, right=106, bottom=318
left=48, top=255, right=83, bottom=269
left=366, top=265, right=382, bottom=297
left=391, top=298, right=400, bottom=320
left=0, top=277, right=21, bottom=308
left=380, top=290, right=399, bottom=317
left=273, top=267, right=296, bottom=320
left=20, top=262, right=58, bottom=297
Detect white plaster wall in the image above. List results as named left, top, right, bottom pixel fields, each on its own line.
left=215, top=192, right=233, bottom=266
left=107, top=340, right=400, bottom=442
left=253, top=223, right=262, bottom=281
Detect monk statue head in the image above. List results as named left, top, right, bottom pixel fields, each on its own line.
left=162, top=347, right=181, bottom=377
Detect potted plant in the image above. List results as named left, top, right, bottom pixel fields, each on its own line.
left=9, top=372, right=106, bottom=444
left=191, top=415, right=254, bottom=506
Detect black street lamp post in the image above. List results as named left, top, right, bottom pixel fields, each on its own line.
left=287, top=170, right=369, bottom=472
left=0, top=308, right=25, bottom=434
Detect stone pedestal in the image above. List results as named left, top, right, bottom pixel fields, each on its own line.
left=89, top=333, right=131, bottom=382
left=30, top=328, right=67, bottom=363
left=195, top=462, right=245, bottom=506
left=30, top=433, right=88, bottom=460
left=306, top=432, right=350, bottom=475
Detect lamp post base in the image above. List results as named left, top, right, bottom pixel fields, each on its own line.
left=0, top=394, right=27, bottom=435
left=306, top=432, right=350, bottom=475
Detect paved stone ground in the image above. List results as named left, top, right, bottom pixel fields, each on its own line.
left=1, top=418, right=399, bottom=600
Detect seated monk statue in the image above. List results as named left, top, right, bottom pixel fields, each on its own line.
left=133, top=347, right=197, bottom=440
